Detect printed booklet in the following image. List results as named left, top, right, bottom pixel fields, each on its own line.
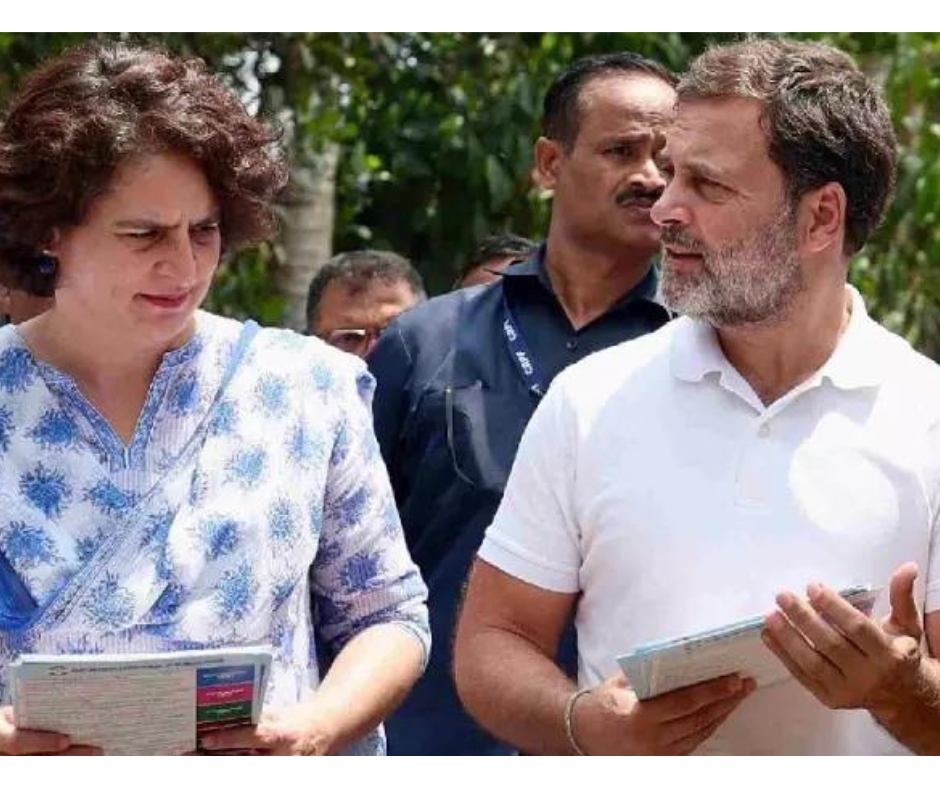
left=617, top=585, right=879, bottom=700
left=10, top=645, right=272, bottom=755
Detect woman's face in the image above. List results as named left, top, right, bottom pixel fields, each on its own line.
left=48, top=151, right=222, bottom=349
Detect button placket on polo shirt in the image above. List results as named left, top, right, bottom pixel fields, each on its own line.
left=733, top=377, right=823, bottom=508
left=736, top=416, right=777, bottom=506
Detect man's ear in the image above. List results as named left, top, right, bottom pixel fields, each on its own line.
left=799, top=182, right=847, bottom=256
left=533, top=136, right=565, bottom=192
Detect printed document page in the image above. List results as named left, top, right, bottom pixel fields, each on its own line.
left=10, top=646, right=271, bottom=755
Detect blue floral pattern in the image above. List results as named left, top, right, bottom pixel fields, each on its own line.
left=271, top=577, right=296, bottom=608
left=198, top=516, right=241, bottom=560
left=268, top=499, right=297, bottom=544
left=27, top=409, right=78, bottom=451
left=0, top=520, right=60, bottom=571
left=20, top=463, right=72, bottom=519
left=84, top=479, right=134, bottom=516
left=168, top=371, right=201, bottom=416
left=0, top=347, right=35, bottom=393
left=83, top=573, right=135, bottom=629
left=255, top=374, right=290, bottom=418
left=0, top=406, right=13, bottom=453
left=76, top=528, right=109, bottom=564
left=287, top=422, right=325, bottom=470
left=147, top=581, right=184, bottom=622
left=214, top=561, right=258, bottom=623
left=339, top=550, right=385, bottom=593
left=225, top=447, right=268, bottom=488
left=209, top=399, right=238, bottom=437
left=0, top=314, right=429, bottom=756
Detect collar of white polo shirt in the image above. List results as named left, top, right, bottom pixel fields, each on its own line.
left=669, top=285, right=891, bottom=408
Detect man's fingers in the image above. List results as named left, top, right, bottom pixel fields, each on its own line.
left=764, top=608, right=847, bottom=687
left=668, top=714, right=730, bottom=755
left=667, top=701, right=741, bottom=755
left=885, top=563, right=922, bottom=640
left=761, top=627, right=830, bottom=702
left=647, top=673, right=746, bottom=723
left=802, top=585, right=887, bottom=656
left=661, top=682, right=752, bottom=744
left=776, top=591, right=866, bottom=671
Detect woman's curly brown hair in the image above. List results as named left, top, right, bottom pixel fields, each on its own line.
left=0, top=41, right=290, bottom=295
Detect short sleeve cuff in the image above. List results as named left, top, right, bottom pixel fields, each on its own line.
left=478, top=526, right=580, bottom=594
left=387, top=620, right=431, bottom=671
left=924, top=578, right=940, bottom=615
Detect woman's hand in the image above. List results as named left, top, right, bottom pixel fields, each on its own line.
left=196, top=703, right=338, bottom=756
left=0, top=706, right=101, bottom=755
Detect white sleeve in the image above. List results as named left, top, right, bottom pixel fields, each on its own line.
left=925, top=417, right=940, bottom=615
left=478, top=380, right=581, bottom=593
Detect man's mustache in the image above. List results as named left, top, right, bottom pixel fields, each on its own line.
left=615, top=187, right=664, bottom=206
left=660, top=226, right=709, bottom=254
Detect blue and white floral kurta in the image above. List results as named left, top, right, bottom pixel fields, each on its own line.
left=0, top=312, right=430, bottom=755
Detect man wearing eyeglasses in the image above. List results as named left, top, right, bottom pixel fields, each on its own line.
left=306, top=250, right=426, bottom=358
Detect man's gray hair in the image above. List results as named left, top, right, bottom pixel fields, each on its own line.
left=679, top=38, right=897, bottom=255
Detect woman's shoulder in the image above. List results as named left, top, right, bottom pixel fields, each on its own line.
left=0, top=323, right=42, bottom=397
left=0, top=322, right=26, bottom=353
left=200, top=312, right=368, bottom=397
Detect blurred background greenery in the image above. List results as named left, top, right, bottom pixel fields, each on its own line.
left=1, top=33, right=937, bottom=353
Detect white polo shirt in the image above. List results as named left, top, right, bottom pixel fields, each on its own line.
left=479, top=287, right=940, bottom=754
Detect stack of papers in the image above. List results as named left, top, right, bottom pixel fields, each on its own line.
left=10, top=645, right=272, bottom=755
left=617, top=585, right=879, bottom=700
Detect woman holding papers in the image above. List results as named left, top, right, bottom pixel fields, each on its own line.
left=0, top=42, right=429, bottom=755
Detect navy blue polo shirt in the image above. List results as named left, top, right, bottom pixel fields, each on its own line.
left=368, top=246, right=669, bottom=755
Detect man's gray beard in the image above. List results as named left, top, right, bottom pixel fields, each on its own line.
left=658, top=209, right=804, bottom=328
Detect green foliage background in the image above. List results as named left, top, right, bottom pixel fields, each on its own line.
left=1, top=33, right=937, bottom=355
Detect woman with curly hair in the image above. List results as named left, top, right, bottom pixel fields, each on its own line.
left=0, top=42, right=429, bottom=755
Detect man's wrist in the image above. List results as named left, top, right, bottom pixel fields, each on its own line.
left=868, top=655, right=940, bottom=755
left=564, top=688, right=593, bottom=755
left=867, top=647, right=925, bottom=720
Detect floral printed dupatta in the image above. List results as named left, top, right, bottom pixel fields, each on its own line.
left=0, top=321, right=259, bottom=692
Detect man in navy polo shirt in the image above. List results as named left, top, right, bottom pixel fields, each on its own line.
left=368, top=52, right=675, bottom=755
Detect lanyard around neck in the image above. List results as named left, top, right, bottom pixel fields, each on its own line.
left=501, top=291, right=547, bottom=400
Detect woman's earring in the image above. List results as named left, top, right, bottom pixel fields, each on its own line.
left=36, top=251, right=58, bottom=276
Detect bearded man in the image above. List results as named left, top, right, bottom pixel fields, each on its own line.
left=452, top=38, right=940, bottom=755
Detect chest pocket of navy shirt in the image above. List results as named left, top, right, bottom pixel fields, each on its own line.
left=443, top=381, right=535, bottom=495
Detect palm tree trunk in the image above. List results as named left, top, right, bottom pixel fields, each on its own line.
left=275, top=144, right=339, bottom=332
